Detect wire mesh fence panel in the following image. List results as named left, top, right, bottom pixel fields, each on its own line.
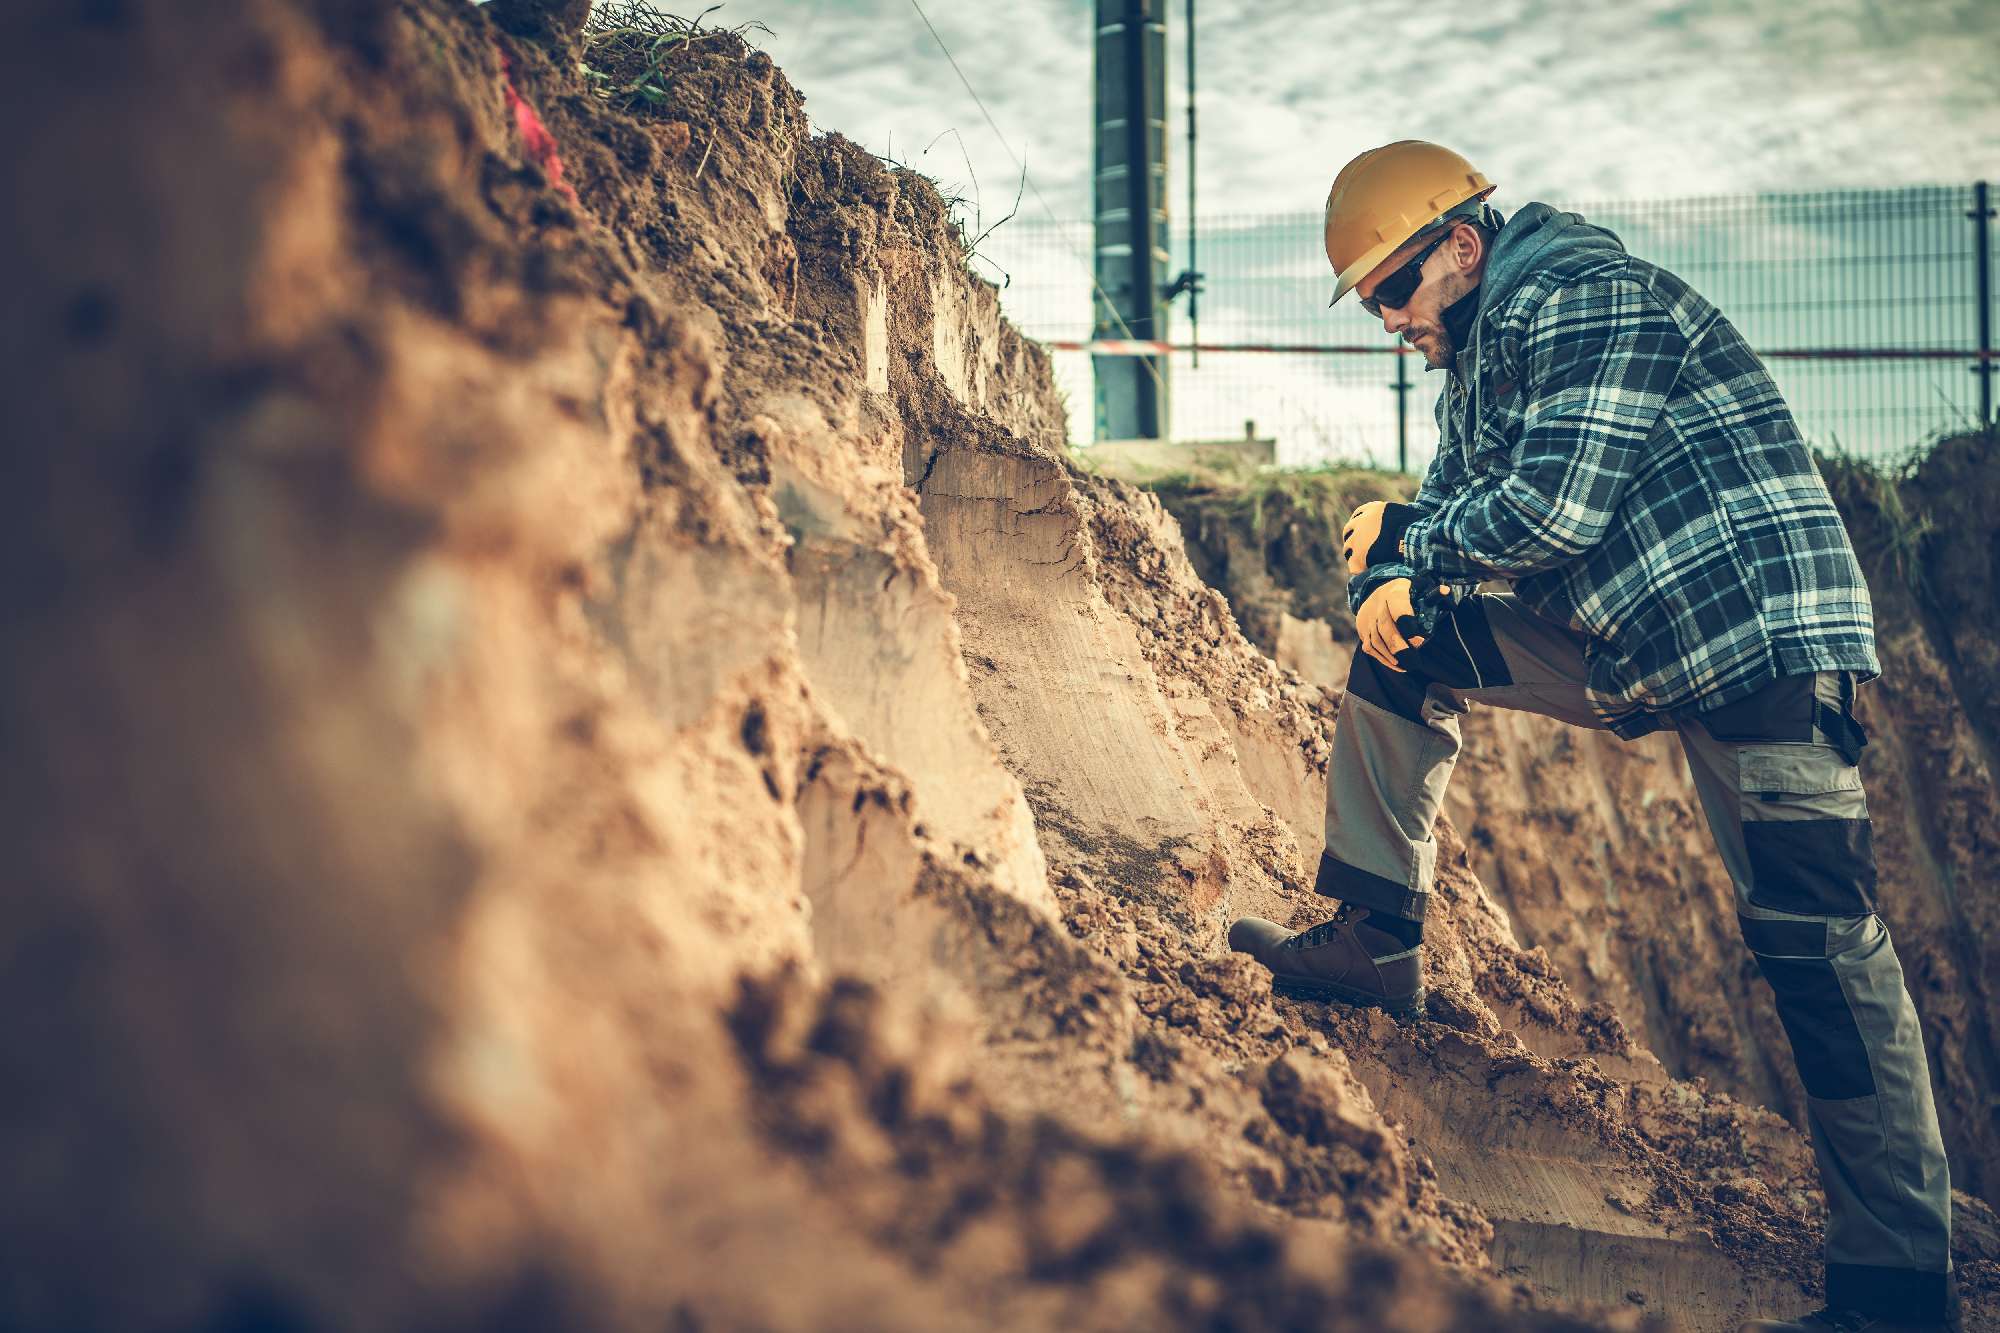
left=987, top=183, right=1996, bottom=473
left=1578, top=187, right=1989, bottom=467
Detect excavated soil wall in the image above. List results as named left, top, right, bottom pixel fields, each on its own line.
left=2, top=3, right=1994, bottom=1330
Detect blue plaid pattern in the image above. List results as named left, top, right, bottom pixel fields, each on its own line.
left=1350, top=249, right=1879, bottom=739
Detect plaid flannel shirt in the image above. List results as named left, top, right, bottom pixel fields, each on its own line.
left=1349, top=242, right=1878, bottom=739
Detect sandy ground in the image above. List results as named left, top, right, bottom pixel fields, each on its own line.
left=1, top=2, right=1993, bottom=1329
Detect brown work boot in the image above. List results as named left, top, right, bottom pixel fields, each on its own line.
left=1227, top=906, right=1425, bottom=1020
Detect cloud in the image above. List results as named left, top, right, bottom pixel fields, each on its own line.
left=743, top=0, right=1999, bottom=224
left=748, top=0, right=1095, bottom=219
left=723, top=0, right=1997, bottom=457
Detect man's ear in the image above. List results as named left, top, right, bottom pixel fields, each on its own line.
left=1449, top=221, right=1486, bottom=273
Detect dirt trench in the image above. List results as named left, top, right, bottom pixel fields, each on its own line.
left=2, top=3, right=1995, bottom=1330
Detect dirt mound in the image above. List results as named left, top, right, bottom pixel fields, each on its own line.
left=3, top=2, right=1994, bottom=1330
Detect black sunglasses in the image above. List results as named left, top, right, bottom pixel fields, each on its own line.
left=1359, top=230, right=1451, bottom=317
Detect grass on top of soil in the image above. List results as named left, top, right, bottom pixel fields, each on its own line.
left=581, top=1, right=771, bottom=113
left=1141, top=463, right=1419, bottom=543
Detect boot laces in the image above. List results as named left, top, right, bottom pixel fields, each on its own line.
left=1291, top=905, right=1355, bottom=949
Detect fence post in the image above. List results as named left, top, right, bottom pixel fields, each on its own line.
left=1973, top=181, right=1995, bottom=430
left=1392, top=350, right=1410, bottom=473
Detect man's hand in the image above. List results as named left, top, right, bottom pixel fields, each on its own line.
left=1355, top=576, right=1447, bottom=671
left=1342, top=501, right=1418, bottom=575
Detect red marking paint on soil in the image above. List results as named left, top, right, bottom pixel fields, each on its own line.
left=499, top=44, right=580, bottom=206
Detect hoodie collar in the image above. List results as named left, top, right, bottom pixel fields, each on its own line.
left=1435, top=203, right=1629, bottom=456
left=1471, top=202, right=1630, bottom=331
left=1439, top=283, right=1481, bottom=358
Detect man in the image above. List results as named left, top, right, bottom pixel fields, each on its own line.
left=1225, top=140, right=1954, bottom=1332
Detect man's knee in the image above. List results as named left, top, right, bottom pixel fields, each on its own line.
left=1738, top=913, right=1884, bottom=1099
left=1345, top=646, right=1434, bottom=722
left=1344, top=596, right=1513, bottom=724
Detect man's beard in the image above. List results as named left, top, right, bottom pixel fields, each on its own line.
left=1409, top=281, right=1482, bottom=370
left=1405, top=325, right=1454, bottom=369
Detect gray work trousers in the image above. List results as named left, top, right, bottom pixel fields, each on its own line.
left=1319, top=590, right=1952, bottom=1321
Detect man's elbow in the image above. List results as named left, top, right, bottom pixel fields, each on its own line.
left=1538, top=520, right=1609, bottom=564
left=1488, top=529, right=1602, bottom=577
left=1504, top=487, right=1612, bottom=564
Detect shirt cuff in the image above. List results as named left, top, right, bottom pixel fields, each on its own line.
left=1347, top=560, right=1417, bottom=616
left=1399, top=514, right=1434, bottom=573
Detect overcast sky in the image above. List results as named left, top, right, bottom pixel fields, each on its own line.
left=680, top=0, right=1997, bottom=460
left=735, top=0, right=1999, bottom=224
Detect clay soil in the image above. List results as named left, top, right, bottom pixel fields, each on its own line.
left=2, top=3, right=1994, bottom=1331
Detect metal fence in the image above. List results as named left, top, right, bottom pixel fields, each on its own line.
left=977, top=183, right=1999, bottom=472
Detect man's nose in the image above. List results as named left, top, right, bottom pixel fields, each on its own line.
left=1380, top=305, right=1408, bottom=333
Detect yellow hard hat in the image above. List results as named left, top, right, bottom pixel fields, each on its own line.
left=1324, top=140, right=1496, bottom=307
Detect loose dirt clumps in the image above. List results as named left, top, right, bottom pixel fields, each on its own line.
left=3, top=2, right=1994, bottom=1330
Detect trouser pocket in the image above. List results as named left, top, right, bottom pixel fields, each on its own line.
left=1735, top=740, right=1877, bottom=916
left=1817, top=668, right=1870, bottom=766
left=1694, top=668, right=1870, bottom=764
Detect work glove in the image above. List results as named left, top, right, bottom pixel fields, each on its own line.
left=1341, top=501, right=1419, bottom=575
left=1355, top=574, right=1452, bottom=672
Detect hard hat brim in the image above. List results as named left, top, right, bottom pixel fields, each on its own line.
left=1326, top=188, right=1499, bottom=308
left=1327, top=235, right=1410, bottom=308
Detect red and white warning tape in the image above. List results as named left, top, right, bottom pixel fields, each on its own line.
left=1043, top=339, right=1997, bottom=362
left=1045, top=339, right=1413, bottom=357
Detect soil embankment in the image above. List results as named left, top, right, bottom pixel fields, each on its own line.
left=2, top=4, right=1994, bottom=1330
